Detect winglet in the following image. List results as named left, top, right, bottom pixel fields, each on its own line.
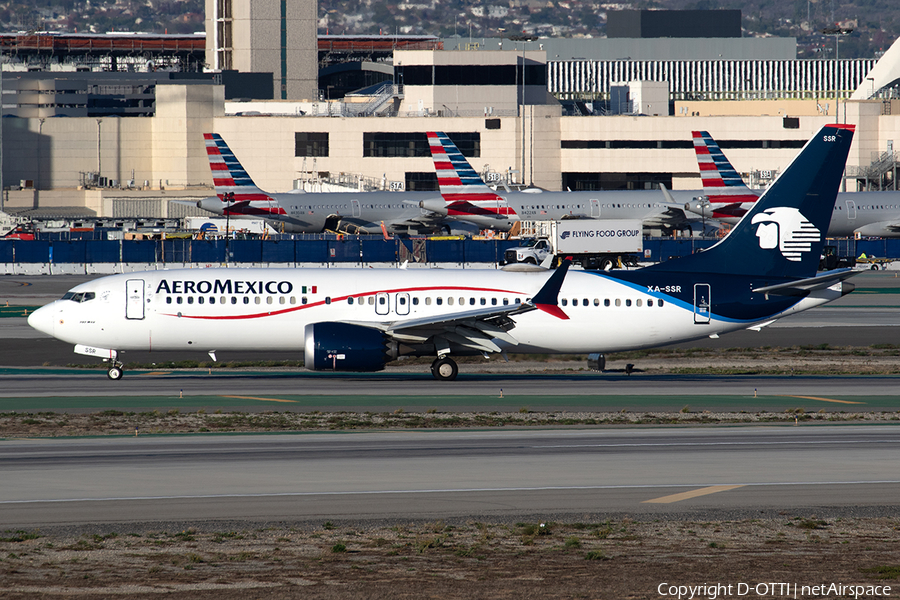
left=530, top=260, right=570, bottom=319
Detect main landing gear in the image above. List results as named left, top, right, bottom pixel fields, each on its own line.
left=431, top=356, right=458, bottom=381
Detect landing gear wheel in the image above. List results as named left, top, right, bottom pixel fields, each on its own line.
left=107, top=365, right=123, bottom=380
left=431, top=357, right=458, bottom=381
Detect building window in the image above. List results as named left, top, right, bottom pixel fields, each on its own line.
left=363, top=132, right=480, bottom=158
left=406, top=172, right=438, bottom=192
left=295, top=132, right=329, bottom=157
left=562, top=172, right=673, bottom=192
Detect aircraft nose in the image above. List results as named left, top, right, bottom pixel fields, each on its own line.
left=197, top=196, right=223, bottom=214
left=27, top=303, right=55, bottom=337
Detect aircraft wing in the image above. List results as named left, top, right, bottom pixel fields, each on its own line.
left=853, top=220, right=900, bottom=237
left=337, top=213, right=449, bottom=235
left=640, top=203, right=691, bottom=228
left=345, top=263, right=570, bottom=353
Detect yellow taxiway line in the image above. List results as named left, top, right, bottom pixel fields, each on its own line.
left=779, top=395, right=865, bottom=405
left=642, top=485, right=745, bottom=504
left=222, top=395, right=298, bottom=404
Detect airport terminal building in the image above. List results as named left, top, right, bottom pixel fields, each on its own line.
left=2, top=7, right=899, bottom=219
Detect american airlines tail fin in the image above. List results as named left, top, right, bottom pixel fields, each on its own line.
left=426, top=132, right=514, bottom=218
left=203, top=133, right=271, bottom=202
left=650, top=124, right=855, bottom=279
left=692, top=130, right=760, bottom=218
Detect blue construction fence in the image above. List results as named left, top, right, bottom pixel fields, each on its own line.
left=2, top=236, right=899, bottom=265
left=0, top=236, right=521, bottom=264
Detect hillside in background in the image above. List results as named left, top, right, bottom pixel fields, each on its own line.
left=4, top=0, right=898, bottom=59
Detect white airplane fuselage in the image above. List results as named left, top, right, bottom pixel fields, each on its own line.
left=29, top=267, right=841, bottom=360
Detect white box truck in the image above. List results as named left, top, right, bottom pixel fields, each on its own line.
left=504, top=220, right=643, bottom=270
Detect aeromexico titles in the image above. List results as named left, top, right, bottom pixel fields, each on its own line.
left=29, top=124, right=859, bottom=381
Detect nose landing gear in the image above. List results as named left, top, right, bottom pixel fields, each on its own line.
left=107, top=363, right=124, bottom=380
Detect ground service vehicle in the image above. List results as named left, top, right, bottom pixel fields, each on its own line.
left=504, top=220, right=643, bottom=270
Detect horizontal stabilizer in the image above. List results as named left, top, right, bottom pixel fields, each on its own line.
left=746, top=319, right=777, bottom=332
left=752, top=268, right=858, bottom=297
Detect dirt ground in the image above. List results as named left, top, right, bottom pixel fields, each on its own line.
left=2, top=517, right=899, bottom=599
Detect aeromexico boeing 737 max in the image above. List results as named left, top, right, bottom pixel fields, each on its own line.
left=29, top=125, right=858, bottom=381
left=196, top=133, right=476, bottom=236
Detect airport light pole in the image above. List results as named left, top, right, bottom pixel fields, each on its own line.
left=1, top=58, right=3, bottom=212
left=822, top=27, right=853, bottom=120
left=509, top=34, right=537, bottom=187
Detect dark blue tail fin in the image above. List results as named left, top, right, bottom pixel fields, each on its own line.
left=648, top=124, right=854, bottom=278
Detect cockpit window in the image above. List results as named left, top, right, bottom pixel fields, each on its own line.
left=62, top=291, right=95, bottom=303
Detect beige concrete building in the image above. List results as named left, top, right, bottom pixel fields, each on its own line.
left=3, top=47, right=899, bottom=217
left=205, top=0, right=317, bottom=100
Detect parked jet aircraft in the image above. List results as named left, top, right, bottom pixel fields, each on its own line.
left=424, top=132, right=699, bottom=234
left=29, top=125, right=857, bottom=381
left=199, top=132, right=701, bottom=237
left=197, top=133, right=478, bottom=236
left=685, top=130, right=900, bottom=237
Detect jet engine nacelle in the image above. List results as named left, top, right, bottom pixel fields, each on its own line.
left=684, top=200, right=715, bottom=218
left=303, top=322, right=398, bottom=372
left=418, top=198, right=449, bottom=215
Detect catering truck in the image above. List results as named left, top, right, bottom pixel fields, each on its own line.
left=503, top=220, right=643, bottom=270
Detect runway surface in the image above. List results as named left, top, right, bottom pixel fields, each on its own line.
left=2, top=426, right=899, bottom=528
left=0, top=368, right=898, bottom=413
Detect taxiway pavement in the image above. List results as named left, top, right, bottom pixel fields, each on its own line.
left=2, top=426, right=898, bottom=528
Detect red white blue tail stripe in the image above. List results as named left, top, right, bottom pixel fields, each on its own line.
left=204, top=133, right=285, bottom=216
left=692, top=130, right=760, bottom=218
left=426, top=132, right=516, bottom=217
